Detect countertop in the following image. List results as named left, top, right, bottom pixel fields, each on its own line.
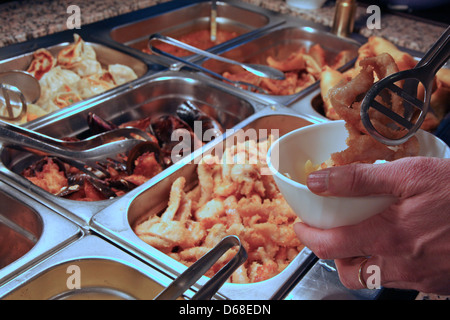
left=0, top=0, right=447, bottom=52
left=0, top=0, right=448, bottom=300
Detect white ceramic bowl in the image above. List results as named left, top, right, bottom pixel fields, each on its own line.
left=286, top=0, right=327, bottom=10
left=267, top=120, right=450, bottom=229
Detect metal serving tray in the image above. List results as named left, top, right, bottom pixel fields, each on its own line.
left=90, top=107, right=326, bottom=300
left=0, top=235, right=188, bottom=299
left=286, top=260, right=383, bottom=300
left=288, top=87, right=329, bottom=123
left=199, top=22, right=360, bottom=106
left=0, top=39, right=148, bottom=125
left=0, top=71, right=263, bottom=225
left=0, top=180, right=82, bottom=288
left=93, top=0, right=284, bottom=65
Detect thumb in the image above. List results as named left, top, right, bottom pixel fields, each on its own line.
left=306, top=157, right=432, bottom=197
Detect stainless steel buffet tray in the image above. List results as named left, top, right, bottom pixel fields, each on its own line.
left=0, top=180, right=82, bottom=288
left=199, top=20, right=361, bottom=106
left=90, top=107, right=324, bottom=300
left=285, top=260, right=383, bottom=300
left=0, top=235, right=187, bottom=300
left=0, top=71, right=267, bottom=225
left=288, top=87, right=329, bottom=123
left=100, top=0, right=284, bottom=63
left=0, top=39, right=148, bottom=125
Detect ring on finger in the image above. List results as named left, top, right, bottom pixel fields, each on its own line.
left=358, top=257, right=370, bottom=289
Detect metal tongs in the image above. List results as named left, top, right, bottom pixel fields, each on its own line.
left=210, top=0, right=217, bottom=42
left=0, top=71, right=41, bottom=121
left=148, top=33, right=285, bottom=94
left=155, top=235, right=247, bottom=300
left=0, top=213, right=38, bottom=244
left=0, top=119, right=153, bottom=178
left=361, top=25, right=450, bottom=145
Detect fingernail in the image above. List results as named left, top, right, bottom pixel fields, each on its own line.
left=307, top=169, right=330, bottom=194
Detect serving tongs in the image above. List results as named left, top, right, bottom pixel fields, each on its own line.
left=0, top=119, right=154, bottom=178
left=0, top=71, right=41, bottom=121
left=361, top=25, right=450, bottom=146
left=148, top=33, right=285, bottom=94
left=155, top=235, right=247, bottom=300
left=0, top=213, right=38, bottom=244
left=210, top=0, right=217, bottom=42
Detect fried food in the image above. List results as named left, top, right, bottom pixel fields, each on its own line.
left=22, top=158, right=68, bottom=195
left=22, top=149, right=163, bottom=201
left=322, top=36, right=448, bottom=132
left=10, top=34, right=138, bottom=125
left=430, top=68, right=450, bottom=120
left=323, top=53, right=420, bottom=167
left=320, top=66, right=346, bottom=120
left=134, top=137, right=304, bottom=283
left=222, top=44, right=352, bottom=95
left=365, top=36, right=417, bottom=72
left=26, top=48, right=56, bottom=80
left=21, top=104, right=223, bottom=201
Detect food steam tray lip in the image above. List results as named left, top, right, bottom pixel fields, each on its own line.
left=0, top=70, right=271, bottom=227
left=89, top=107, right=323, bottom=300
left=0, top=234, right=183, bottom=299
left=0, top=180, right=83, bottom=289
left=89, top=0, right=286, bottom=66
left=0, top=40, right=148, bottom=76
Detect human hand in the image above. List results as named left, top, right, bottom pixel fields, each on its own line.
left=294, top=156, right=450, bottom=294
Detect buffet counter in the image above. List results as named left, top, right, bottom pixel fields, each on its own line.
left=0, top=0, right=448, bottom=301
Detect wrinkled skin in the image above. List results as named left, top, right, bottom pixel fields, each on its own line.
left=295, top=157, right=450, bottom=295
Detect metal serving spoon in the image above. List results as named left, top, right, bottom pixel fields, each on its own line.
left=0, top=70, right=41, bottom=121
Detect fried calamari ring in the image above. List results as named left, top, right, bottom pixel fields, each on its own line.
left=327, top=53, right=419, bottom=166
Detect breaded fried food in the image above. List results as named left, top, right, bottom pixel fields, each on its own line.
left=325, top=53, right=419, bottom=166
left=134, top=137, right=304, bottom=283
left=222, top=44, right=352, bottom=96
left=322, top=36, right=447, bottom=132
left=320, top=66, right=346, bottom=120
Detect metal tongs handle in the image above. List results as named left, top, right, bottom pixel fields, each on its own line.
left=149, top=33, right=285, bottom=80
left=148, top=36, right=266, bottom=93
left=155, top=235, right=247, bottom=300
left=416, top=25, right=450, bottom=72
left=210, top=0, right=217, bottom=42
left=0, top=119, right=75, bottom=155
left=0, top=119, right=146, bottom=166
left=361, top=26, right=450, bottom=145
left=148, top=34, right=281, bottom=94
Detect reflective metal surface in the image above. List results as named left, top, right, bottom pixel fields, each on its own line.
left=0, top=181, right=81, bottom=287
left=108, top=0, right=282, bottom=60
left=90, top=108, right=321, bottom=300
left=200, top=22, right=361, bottom=105
left=289, top=88, right=330, bottom=123
left=0, top=42, right=148, bottom=123
left=0, top=71, right=261, bottom=224
left=1, top=235, right=182, bottom=300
